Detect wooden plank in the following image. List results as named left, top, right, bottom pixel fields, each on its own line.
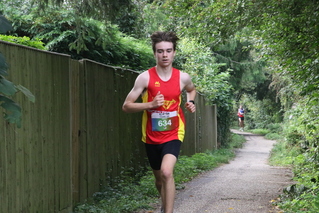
left=85, top=60, right=111, bottom=194
left=3, top=43, right=18, bottom=213
left=6, top=123, right=17, bottom=212
left=78, top=60, right=89, bottom=202
left=212, top=104, right=218, bottom=149
left=14, top=47, right=27, bottom=212
left=70, top=59, right=80, bottom=204
left=32, top=48, right=45, bottom=213
left=41, top=52, right=54, bottom=212
left=0, top=120, right=7, bottom=213
left=56, top=56, right=71, bottom=212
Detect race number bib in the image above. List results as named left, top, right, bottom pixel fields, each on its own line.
left=151, top=111, right=179, bottom=131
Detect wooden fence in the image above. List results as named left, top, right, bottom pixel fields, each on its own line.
left=0, top=41, right=217, bottom=212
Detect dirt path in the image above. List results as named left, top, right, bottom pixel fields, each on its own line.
left=147, top=130, right=293, bottom=213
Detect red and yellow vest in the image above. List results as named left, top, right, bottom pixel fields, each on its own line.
left=141, top=67, right=185, bottom=144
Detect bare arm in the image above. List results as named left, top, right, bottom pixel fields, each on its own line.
left=122, top=72, right=165, bottom=113
left=181, top=72, right=196, bottom=113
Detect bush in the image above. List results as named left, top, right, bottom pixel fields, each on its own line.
left=271, top=98, right=319, bottom=213
left=265, top=133, right=281, bottom=140
left=3, top=6, right=154, bottom=71
left=0, top=35, right=46, bottom=50
left=237, top=94, right=283, bottom=130
left=266, top=123, right=283, bottom=133
left=251, top=129, right=269, bottom=135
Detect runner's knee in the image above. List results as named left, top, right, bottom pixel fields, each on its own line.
left=161, top=168, right=174, bottom=181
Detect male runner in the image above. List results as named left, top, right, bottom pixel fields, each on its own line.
left=238, top=105, right=245, bottom=131
left=122, top=31, right=196, bottom=213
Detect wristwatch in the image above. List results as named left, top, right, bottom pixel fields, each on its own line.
left=188, top=100, right=195, bottom=105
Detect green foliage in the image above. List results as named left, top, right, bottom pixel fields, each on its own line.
left=0, top=95, right=22, bottom=126
left=8, top=0, right=133, bottom=22
left=249, top=123, right=283, bottom=137
left=265, top=133, right=281, bottom=140
left=266, top=123, right=283, bottom=133
left=2, top=3, right=154, bottom=71
left=161, top=0, right=242, bottom=46
left=216, top=31, right=269, bottom=102
left=116, top=0, right=172, bottom=39
left=253, top=0, right=319, bottom=100
left=238, top=94, right=283, bottom=130
left=175, top=37, right=234, bottom=147
left=250, top=129, right=269, bottom=136
left=269, top=97, right=319, bottom=212
left=74, top=167, right=156, bottom=213
left=229, top=133, right=246, bottom=149
left=0, top=35, right=46, bottom=49
left=176, top=37, right=232, bottom=108
left=278, top=154, right=319, bottom=212
left=160, top=0, right=319, bottom=104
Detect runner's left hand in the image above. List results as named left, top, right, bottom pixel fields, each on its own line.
left=185, top=102, right=196, bottom=113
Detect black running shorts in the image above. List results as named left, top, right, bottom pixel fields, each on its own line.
left=145, top=140, right=182, bottom=170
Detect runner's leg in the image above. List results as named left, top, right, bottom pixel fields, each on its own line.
left=153, top=170, right=165, bottom=209
left=161, top=154, right=177, bottom=213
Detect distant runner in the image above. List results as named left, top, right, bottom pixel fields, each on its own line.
left=238, top=105, right=245, bottom=131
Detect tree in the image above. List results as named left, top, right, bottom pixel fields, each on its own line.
left=1, top=2, right=155, bottom=71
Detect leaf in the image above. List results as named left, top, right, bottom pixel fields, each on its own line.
left=16, top=84, right=35, bottom=103
left=0, top=76, right=17, bottom=96
left=0, top=95, right=22, bottom=128
left=0, top=15, right=12, bottom=33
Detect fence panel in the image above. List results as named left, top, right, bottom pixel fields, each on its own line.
left=76, top=60, right=147, bottom=200
left=0, top=41, right=72, bottom=212
left=70, top=59, right=81, bottom=203
left=182, top=99, right=198, bottom=156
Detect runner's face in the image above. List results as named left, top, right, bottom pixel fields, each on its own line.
left=154, top=41, right=175, bottom=68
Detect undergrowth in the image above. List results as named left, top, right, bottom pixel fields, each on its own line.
left=74, top=133, right=245, bottom=213
left=268, top=102, right=319, bottom=213
left=270, top=140, right=319, bottom=213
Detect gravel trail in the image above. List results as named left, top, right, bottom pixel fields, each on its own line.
left=141, top=130, right=293, bottom=213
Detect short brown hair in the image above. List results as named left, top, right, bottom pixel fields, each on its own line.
left=150, top=31, right=179, bottom=53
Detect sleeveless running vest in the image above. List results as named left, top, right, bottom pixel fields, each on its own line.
left=141, top=67, right=186, bottom=144
left=238, top=109, right=244, bottom=117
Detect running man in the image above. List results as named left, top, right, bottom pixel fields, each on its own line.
left=122, top=31, right=196, bottom=213
left=238, top=105, right=245, bottom=131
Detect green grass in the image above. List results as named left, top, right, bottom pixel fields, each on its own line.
left=73, top=133, right=246, bottom=213
left=250, top=128, right=270, bottom=135
left=265, top=132, right=282, bottom=140
left=269, top=139, right=297, bottom=166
